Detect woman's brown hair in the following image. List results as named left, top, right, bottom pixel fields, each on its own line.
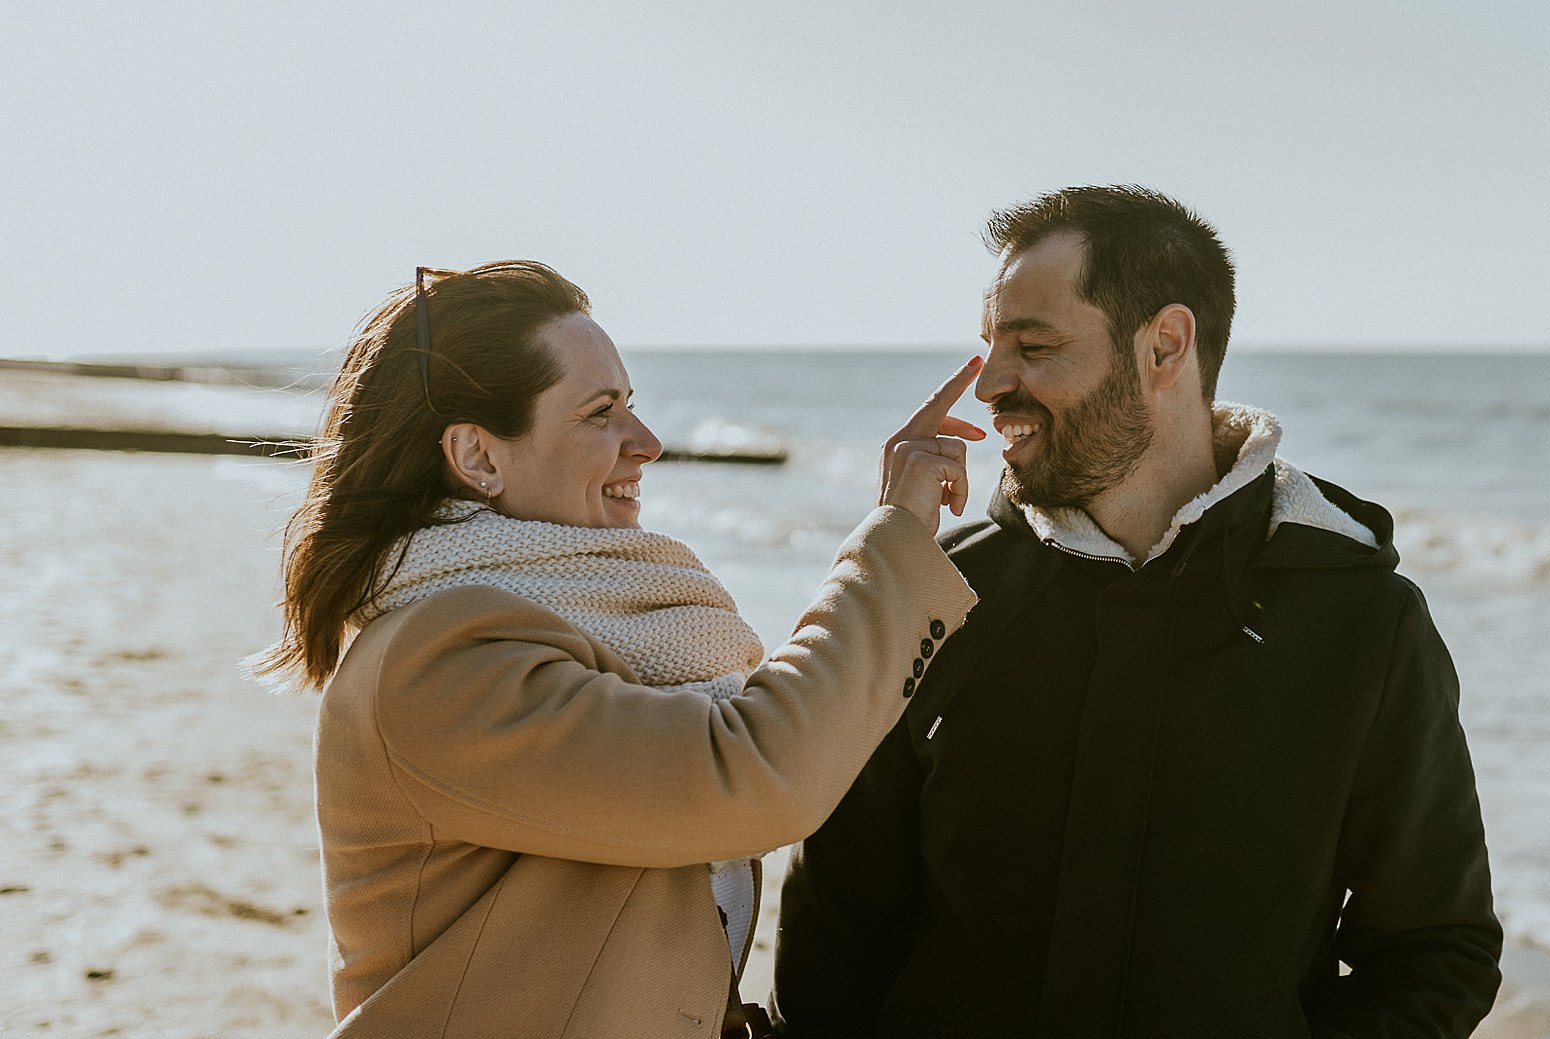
left=257, top=260, right=588, bottom=691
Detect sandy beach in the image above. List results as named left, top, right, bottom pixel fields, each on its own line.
left=3, top=443, right=1547, bottom=1036
left=0, top=451, right=333, bottom=1035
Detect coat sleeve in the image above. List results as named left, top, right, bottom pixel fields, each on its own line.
left=357, top=505, right=976, bottom=869
left=1303, top=584, right=1503, bottom=1036
left=768, top=713, right=929, bottom=1038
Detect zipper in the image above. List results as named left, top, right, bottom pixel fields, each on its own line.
left=1042, top=538, right=1137, bottom=571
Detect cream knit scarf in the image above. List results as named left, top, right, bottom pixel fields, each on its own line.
left=359, top=501, right=765, bottom=701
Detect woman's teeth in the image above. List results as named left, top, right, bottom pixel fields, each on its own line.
left=1002, top=423, right=1039, bottom=444
left=603, top=482, right=640, bottom=500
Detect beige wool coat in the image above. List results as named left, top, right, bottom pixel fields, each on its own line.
left=314, top=506, right=977, bottom=1038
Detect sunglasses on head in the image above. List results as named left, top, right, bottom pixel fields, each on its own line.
left=413, top=266, right=457, bottom=418
left=415, top=261, right=554, bottom=418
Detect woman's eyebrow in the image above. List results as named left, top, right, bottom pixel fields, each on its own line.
left=575, top=387, right=633, bottom=407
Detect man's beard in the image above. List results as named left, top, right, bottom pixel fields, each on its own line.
left=998, top=351, right=1154, bottom=510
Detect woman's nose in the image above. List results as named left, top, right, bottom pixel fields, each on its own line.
left=628, top=412, right=663, bottom=463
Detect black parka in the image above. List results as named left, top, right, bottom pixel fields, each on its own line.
left=773, top=465, right=1501, bottom=1038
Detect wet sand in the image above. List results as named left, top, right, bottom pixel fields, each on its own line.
left=0, top=451, right=332, bottom=1035
left=0, top=448, right=1544, bottom=1037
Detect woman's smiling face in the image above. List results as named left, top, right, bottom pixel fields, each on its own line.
left=484, top=312, right=662, bottom=529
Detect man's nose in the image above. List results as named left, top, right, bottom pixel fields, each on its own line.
left=975, top=344, right=1018, bottom=404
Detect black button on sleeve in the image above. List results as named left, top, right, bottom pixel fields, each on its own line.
left=920, top=639, right=934, bottom=659
left=930, top=619, right=947, bottom=640
left=912, top=658, right=924, bottom=679
left=903, top=677, right=916, bottom=698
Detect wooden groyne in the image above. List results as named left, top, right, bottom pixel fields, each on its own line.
left=0, top=359, right=787, bottom=465
left=0, top=424, right=786, bottom=465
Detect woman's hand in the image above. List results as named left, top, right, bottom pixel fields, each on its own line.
left=878, top=356, right=986, bottom=536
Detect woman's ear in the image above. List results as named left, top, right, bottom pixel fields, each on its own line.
left=441, top=424, right=503, bottom=501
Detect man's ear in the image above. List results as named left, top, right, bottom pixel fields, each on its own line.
left=440, top=423, right=503, bottom=500
left=1144, top=304, right=1197, bottom=393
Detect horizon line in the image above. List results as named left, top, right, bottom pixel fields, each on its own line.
left=3, top=341, right=1549, bottom=368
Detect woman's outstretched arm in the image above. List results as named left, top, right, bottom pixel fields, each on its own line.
left=318, top=358, right=985, bottom=867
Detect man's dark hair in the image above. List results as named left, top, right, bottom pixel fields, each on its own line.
left=983, top=185, right=1236, bottom=401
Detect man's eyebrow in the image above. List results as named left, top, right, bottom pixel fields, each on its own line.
left=993, top=316, right=1058, bottom=335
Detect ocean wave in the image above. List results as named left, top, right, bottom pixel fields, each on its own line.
left=654, top=496, right=861, bottom=552
left=652, top=498, right=1550, bottom=593
left=681, top=418, right=786, bottom=456
left=1393, top=509, right=1550, bottom=587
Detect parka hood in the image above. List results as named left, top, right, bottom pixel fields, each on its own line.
left=988, top=403, right=1399, bottom=573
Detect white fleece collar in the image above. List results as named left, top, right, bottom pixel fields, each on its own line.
left=1020, top=403, right=1378, bottom=567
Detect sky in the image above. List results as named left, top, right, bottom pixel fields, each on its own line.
left=3, top=0, right=1547, bottom=361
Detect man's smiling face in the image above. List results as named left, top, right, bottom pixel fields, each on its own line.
left=976, top=232, right=1153, bottom=510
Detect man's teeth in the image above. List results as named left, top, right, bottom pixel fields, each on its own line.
left=603, top=482, right=640, bottom=500
left=1002, top=423, right=1039, bottom=443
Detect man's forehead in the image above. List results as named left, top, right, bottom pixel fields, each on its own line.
left=983, top=234, right=1087, bottom=323
left=980, top=281, right=1000, bottom=322
left=982, top=253, right=1028, bottom=312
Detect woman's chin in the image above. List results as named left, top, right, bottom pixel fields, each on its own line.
left=601, top=496, right=642, bottom=528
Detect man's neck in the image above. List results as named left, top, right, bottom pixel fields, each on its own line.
left=1086, top=414, right=1220, bottom=560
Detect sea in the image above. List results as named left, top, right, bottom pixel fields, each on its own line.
left=243, top=348, right=1550, bottom=949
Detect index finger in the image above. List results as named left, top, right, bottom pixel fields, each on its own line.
left=898, top=355, right=983, bottom=440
